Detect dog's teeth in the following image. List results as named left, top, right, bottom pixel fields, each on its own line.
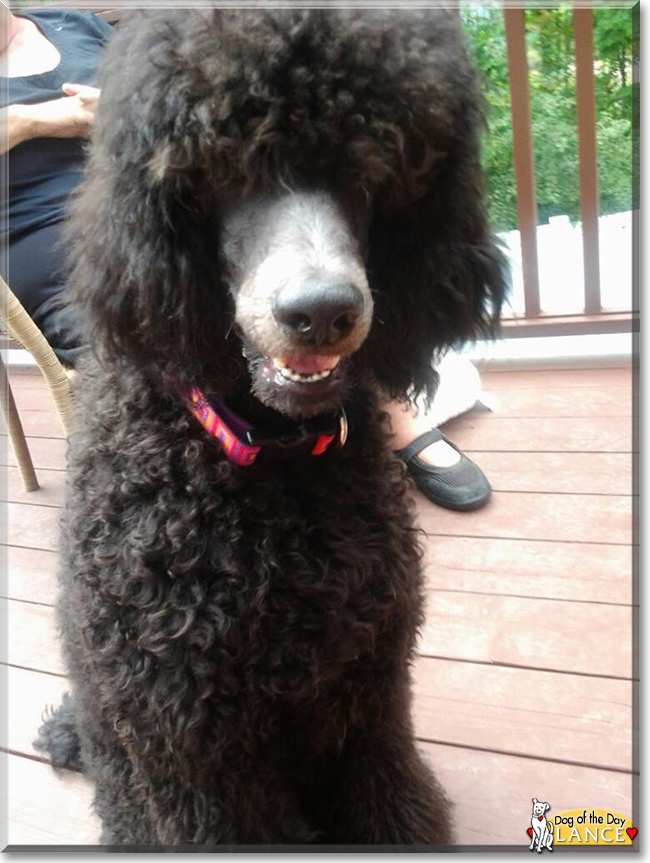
left=274, top=363, right=333, bottom=384
left=271, top=356, right=340, bottom=383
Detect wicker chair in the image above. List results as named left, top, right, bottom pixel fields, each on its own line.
left=0, top=276, right=74, bottom=491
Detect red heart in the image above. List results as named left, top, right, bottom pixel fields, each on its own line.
left=527, top=828, right=533, bottom=837
left=539, top=816, right=543, bottom=821
left=627, top=828, right=638, bottom=840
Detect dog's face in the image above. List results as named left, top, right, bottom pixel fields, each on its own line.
left=221, top=188, right=373, bottom=417
left=532, top=799, right=550, bottom=818
left=73, top=8, right=507, bottom=412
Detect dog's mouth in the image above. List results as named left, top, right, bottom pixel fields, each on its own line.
left=272, top=354, right=341, bottom=384
left=243, top=344, right=350, bottom=419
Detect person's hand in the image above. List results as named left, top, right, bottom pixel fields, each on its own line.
left=34, top=83, right=101, bottom=138
left=0, top=83, right=101, bottom=153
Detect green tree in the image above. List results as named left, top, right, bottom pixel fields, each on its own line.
left=460, top=4, right=633, bottom=231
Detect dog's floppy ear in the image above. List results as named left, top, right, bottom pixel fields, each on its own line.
left=66, top=11, right=233, bottom=380
left=363, top=113, right=508, bottom=404
left=533, top=799, right=538, bottom=805
left=69, top=165, right=228, bottom=375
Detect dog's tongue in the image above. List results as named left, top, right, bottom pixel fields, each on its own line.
left=283, top=355, right=339, bottom=374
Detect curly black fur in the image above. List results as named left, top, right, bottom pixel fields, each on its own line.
left=36, top=7, right=507, bottom=847
left=33, top=692, right=81, bottom=771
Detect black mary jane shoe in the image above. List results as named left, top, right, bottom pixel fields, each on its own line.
left=396, top=428, right=492, bottom=512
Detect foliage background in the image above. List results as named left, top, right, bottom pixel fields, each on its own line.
left=460, top=3, right=635, bottom=231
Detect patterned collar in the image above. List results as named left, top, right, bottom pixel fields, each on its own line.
left=186, top=387, right=348, bottom=467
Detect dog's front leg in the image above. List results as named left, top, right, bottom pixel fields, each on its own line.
left=131, top=753, right=317, bottom=846
left=74, top=713, right=157, bottom=846
left=538, top=827, right=550, bottom=853
left=313, top=720, right=453, bottom=845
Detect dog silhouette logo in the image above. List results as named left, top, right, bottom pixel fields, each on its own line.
left=528, top=798, right=553, bottom=852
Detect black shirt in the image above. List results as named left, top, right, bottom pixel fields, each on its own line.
left=1, top=9, right=113, bottom=242
left=0, top=10, right=112, bottom=363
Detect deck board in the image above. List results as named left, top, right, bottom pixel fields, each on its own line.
left=420, top=591, right=632, bottom=677
left=2, top=546, right=59, bottom=605
left=1, top=410, right=66, bottom=440
left=423, top=536, right=633, bottom=603
left=2, top=362, right=636, bottom=848
left=5, top=388, right=65, bottom=412
left=412, top=658, right=634, bottom=771
left=479, top=385, right=633, bottom=418
left=2, top=435, right=67, bottom=471
left=4, top=466, right=66, bottom=507
left=3, top=753, right=100, bottom=847
left=468, top=451, right=634, bottom=495
left=417, top=491, right=633, bottom=545
left=6, top=503, right=60, bottom=552
left=441, top=415, right=633, bottom=453
left=5, top=599, right=65, bottom=676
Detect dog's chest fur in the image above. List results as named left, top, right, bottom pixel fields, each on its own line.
left=61, top=374, right=424, bottom=751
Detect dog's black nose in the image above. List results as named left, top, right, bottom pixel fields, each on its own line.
left=272, top=282, right=364, bottom=346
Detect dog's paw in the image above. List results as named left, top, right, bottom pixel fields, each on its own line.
left=33, top=691, right=82, bottom=771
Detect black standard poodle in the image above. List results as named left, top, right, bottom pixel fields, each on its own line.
left=35, top=7, right=507, bottom=847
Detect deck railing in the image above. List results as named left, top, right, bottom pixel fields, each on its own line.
left=497, top=3, right=638, bottom=338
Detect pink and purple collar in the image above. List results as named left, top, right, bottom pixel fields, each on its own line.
left=187, top=387, right=347, bottom=467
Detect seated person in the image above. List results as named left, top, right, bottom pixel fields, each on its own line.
left=0, top=7, right=112, bottom=367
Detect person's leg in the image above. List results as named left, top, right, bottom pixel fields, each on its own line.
left=383, top=355, right=492, bottom=511
left=35, top=292, right=85, bottom=367
left=386, top=399, right=461, bottom=467
left=7, top=221, right=85, bottom=366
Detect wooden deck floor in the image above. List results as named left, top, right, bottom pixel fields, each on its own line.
left=1, top=361, right=638, bottom=848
